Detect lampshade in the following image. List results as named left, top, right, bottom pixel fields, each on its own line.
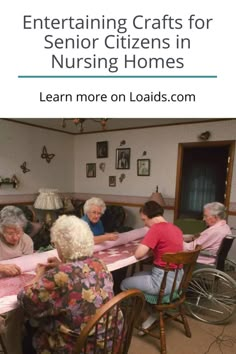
left=149, top=192, right=165, bottom=207
left=34, top=188, right=63, bottom=210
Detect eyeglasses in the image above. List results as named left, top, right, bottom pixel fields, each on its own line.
left=89, top=211, right=102, bottom=216
left=3, top=229, right=22, bottom=238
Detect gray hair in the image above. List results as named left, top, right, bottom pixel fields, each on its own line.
left=50, top=215, right=94, bottom=261
left=83, top=197, right=106, bottom=215
left=0, top=206, right=27, bottom=232
left=204, top=202, right=226, bottom=219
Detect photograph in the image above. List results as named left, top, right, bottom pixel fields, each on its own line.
left=86, top=163, right=96, bottom=177
left=109, top=176, right=116, bottom=187
left=97, top=141, right=108, bottom=158
left=137, top=159, right=150, bottom=176
left=116, top=148, right=131, bottom=169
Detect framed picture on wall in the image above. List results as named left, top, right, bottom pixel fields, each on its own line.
left=116, top=148, right=130, bottom=169
left=97, top=141, right=108, bottom=158
left=109, top=176, right=116, bottom=187
left=137, top=159, right=150, bottom=176
left=86, top=163, right=96, bottom=177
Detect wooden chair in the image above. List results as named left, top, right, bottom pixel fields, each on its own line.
left=139, top=247, right=201, bottom=354
left=62, top=289, right=145, bottom=354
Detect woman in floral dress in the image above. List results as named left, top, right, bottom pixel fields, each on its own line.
left=18, top=215, right=119, bottom=354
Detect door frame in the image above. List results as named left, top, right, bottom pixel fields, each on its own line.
left=174, top=140, right=235, bottom=220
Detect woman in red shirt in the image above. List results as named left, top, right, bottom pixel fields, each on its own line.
left=121, top=201, right=183, bottom=332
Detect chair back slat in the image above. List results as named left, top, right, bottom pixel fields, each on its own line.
left=74, top=289, right=145, bottom=354
left=156, top=247, right=201, bottom=305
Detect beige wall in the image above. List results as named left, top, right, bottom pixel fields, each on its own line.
left=0, top=119, right=74, bottom=197
left=74, top=119, right=236, bottom=202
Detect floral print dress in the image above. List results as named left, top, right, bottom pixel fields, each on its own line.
left=17, top=257, right=117, bottom=353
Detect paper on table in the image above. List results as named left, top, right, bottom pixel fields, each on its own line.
left=0, top=228, right=148, bottom=273
left=0, top=249, right=58, bottom=273
left=0, top=295, right=18, bottom=314
left=94, top=227, right=148, bottom=253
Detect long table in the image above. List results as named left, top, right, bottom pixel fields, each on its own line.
left=0, top=231, right=146, bottom=314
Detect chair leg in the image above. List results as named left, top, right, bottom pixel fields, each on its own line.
left=0, top=335, right=8, bottom=354
left=159, top=312, right=167, bottom=354
left=179, top=305, right=191, bottom=338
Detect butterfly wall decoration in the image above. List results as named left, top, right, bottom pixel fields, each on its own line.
left=20, top=161, right=30, bottom=173
left=41, top=146, right=55, bottom=163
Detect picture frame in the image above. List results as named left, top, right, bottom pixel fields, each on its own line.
left=86, top=163, right=96, bottom=177
left=96, top=141, right=108, bottom=158
left=116, top=148, right=130, bottom=169
left=109, top=176, right=116, bottom=187
left=137, top=159, right=150, bottom=176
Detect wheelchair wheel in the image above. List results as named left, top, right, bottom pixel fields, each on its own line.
left=186, top=268, right=236, bottom=324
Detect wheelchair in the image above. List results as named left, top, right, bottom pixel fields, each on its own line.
left=186, top=232, right=236, bottom=324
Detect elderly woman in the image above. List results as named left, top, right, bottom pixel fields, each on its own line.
left=82, top=197, right=119, bottom=244
left=0, top=206, right=33, bottom=261
left=18, top=215, right=115, bottom=354
left=0, top=206, right=33, bottom=354
left=184, top=202, right=231, bottom=265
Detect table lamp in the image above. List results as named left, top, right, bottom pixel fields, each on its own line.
left=34, top=188, right=63, bottom=227
left=149, top=186, right=165, bottom=207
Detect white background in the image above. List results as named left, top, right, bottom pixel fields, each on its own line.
left=0, top=0, right=235, bottom=117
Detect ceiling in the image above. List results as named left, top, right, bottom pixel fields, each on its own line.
left=3, top=118, right=226, bottom=134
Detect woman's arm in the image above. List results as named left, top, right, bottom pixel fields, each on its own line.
left=135, top=244, right=150, bottom=259
left=18, top=265, right=60, bottom=318
left=0, top=264, right=21, bottom=276
left=93, top=233, right=119, bottom=244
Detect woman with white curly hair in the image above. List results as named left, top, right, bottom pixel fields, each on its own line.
left=82, top=197, right=119, bottom=244
left=17, top=215, right=116, bottom=354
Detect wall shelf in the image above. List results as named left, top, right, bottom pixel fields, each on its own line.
left=0, top=175, right=20, bottom=189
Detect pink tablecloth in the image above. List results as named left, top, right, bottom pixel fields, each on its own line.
left=94, top=227, right=148, bottom=252
left=0, top=227, right=147, bottom=273
left=0, top=228, right=147, bottom=314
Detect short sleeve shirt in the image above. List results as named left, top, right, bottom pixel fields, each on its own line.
left=141, top=222, right=183, bottom=268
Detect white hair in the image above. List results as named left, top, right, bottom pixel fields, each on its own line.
left=50, top=215, right=94, bottom=261
left=204, top=202, right=226, bottom=219
left=0, top=206, right=27, bottom=233
left=83, top=197, right=106, bottom=215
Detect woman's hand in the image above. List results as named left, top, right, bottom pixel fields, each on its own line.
left=0, top=264, right=21, bottom=276
left=45, top=257, right=62, bottom=269
left=105, top=233, right=119, bottom=241
left=25, top=264, right=46, bottom=286
left=35, top=264, right=47, bottom=277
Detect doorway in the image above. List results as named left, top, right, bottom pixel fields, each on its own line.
left=174, top=141, right=235, bottom=220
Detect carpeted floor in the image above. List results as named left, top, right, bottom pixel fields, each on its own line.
left=129, top=313, right=236, bottom=354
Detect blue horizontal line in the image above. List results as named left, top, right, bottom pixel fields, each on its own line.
left=18, top=75, right=217, bottom=79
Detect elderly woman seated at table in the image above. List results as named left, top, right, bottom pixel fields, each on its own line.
left=82, top=197, right=119, bottom=244
left=18, top=215, right=116, bottom=354
left=183, top=201, right=231, bottom=265
left=0, top=205, right=33, bottom=261
left=0, top=206, right=33, bottom=354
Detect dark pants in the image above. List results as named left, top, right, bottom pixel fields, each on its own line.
left=22, top=321, right=36, bottom=354
left=112, top=267, right=128, bottom=295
